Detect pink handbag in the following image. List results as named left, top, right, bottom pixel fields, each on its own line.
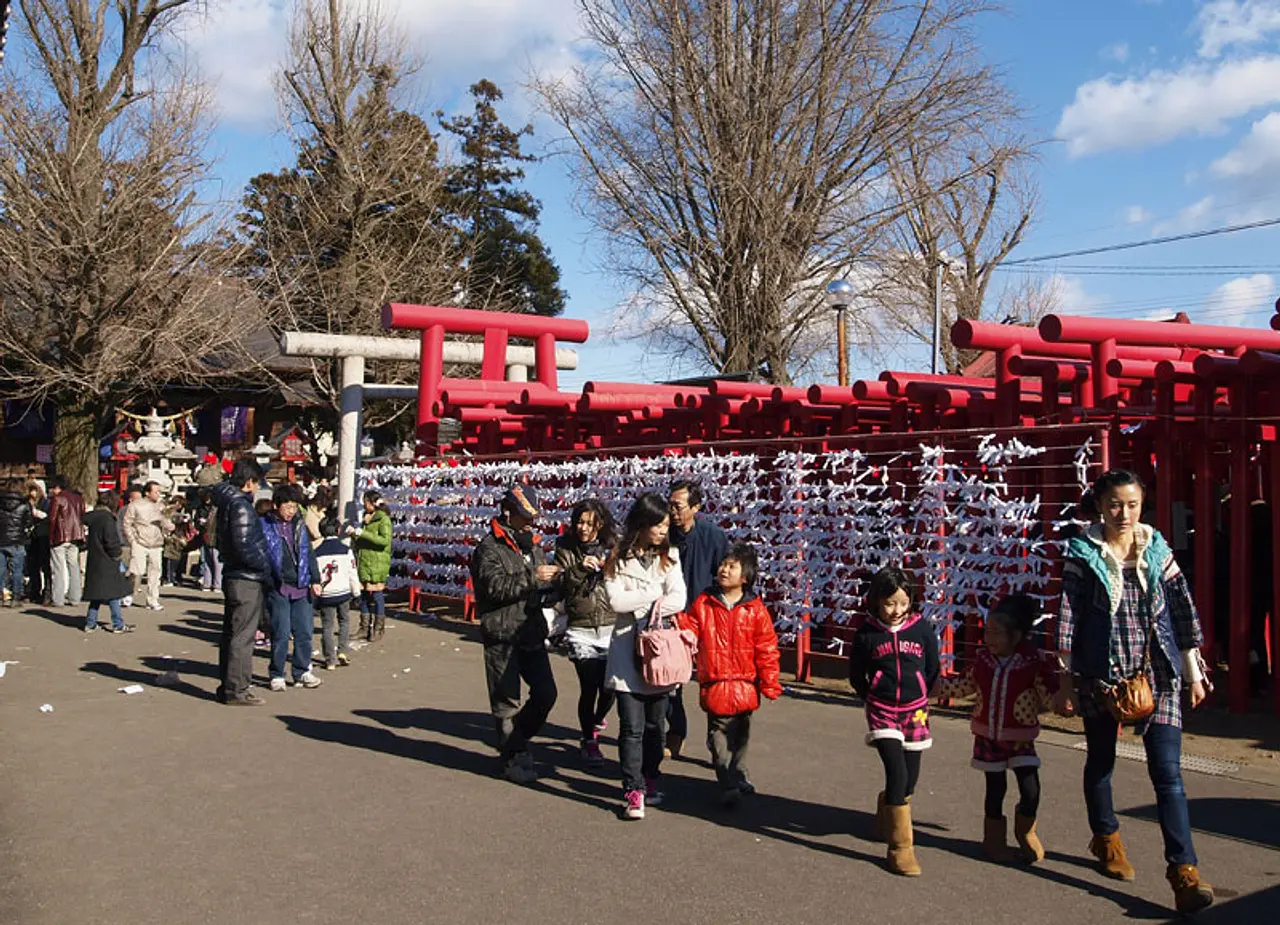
left=635, top=599, right=697, bottom=686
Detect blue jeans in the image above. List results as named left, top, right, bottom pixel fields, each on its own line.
left=1083, top=712, right=1197, bottom=865
left=0, top=545, right=25, bottom=600
left=201, top=546, right=221, bottom=590
left=268, top=591, right=314, bottom=681
left=85, top=598, right=124, bottom=631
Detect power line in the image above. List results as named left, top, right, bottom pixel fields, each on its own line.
left=1003, top=216, right=1280, bottom=266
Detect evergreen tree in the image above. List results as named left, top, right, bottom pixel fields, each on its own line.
left=439, top=80, right=566, bottom=316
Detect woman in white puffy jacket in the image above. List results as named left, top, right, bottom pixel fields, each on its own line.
left=604, top=492, right=687, bottom=821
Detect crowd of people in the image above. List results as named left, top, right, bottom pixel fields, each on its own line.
left=468, top=468, right=1217, bottom=916
left=0, top=462, right=394, bottom=696
left=1, top=459, right=1221, bottom=915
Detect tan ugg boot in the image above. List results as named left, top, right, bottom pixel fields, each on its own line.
left=983, top=816, right=1013, bottom=863
left=871, top=791, right=887, bottom=842
left=885, top=804, right=922, bottom=877
left=1089, top=831, right=1136, bottom=881
left=358, top=613, right=370, bottom=640
left=1167, top=864, right=1214, bottom=915
left=1014, top=811, right=1044, bottom=864
left=372, top=614, right=386, bottom=641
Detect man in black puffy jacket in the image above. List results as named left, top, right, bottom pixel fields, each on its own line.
left=0, top=478, right=34, bottom=606
left=211, top=460, right=270, bottom=706
left=471, top=484, right=561, bottom=783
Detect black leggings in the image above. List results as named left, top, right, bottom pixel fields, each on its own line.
left=573, top=659, right=616, bottom=740
left=875, top=739, right=922, bottom=806
left=984, top=767, right=1041, bottom=819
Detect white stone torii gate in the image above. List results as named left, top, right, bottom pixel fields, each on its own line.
left=278, top=332, right=578, bottom=521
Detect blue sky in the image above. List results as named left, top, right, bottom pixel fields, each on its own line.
left=43, top=1, right=1280, bottom=387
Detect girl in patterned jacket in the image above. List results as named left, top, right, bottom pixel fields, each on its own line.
left=849, top=566, right=940, bottom=877
left=935, top=594, right=1060, bottom=865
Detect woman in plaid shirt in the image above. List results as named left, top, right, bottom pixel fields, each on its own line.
left=1056, top=469, right=1214, bottom=916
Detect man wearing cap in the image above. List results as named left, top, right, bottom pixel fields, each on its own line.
left=470, top=484, right=562, bottom=784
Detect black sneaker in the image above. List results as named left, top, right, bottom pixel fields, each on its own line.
left=224, top=691, right=266, bottom=706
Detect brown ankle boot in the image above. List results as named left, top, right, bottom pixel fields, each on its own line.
left=886, top=804, right=921, bottom=877
left=1089, top=831, right=1136, bottom=881
left=983, top=816, right=1013, bottom=863
left=871, top=791, right=887, bottom=842
left=1167, top=864, right=1214, bottom=915
left=1014, top=811, right=1045, bottom=864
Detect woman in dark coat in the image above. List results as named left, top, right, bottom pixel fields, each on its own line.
left=83, top=490, right=135, bottom=633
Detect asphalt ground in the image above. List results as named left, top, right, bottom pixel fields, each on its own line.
left=1, top=588, right=1277, bottom=925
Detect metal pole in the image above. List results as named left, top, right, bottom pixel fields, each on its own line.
left=836, top=307, right=849, bottom=387
left=932, top=262, right=943, bottom=375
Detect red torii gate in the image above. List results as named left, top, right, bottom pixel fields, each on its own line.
left=381, top=303, right=591, bottom=446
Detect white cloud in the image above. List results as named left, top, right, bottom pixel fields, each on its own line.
left=1056, top=56, right=1280, bottom=156
left=1152, top=196, right=1216, bottom=235
left=1123, top=204, right=1152, bottom=224
left=1198, top=1, right=1280, bottom=58
left=1101, top=42, right=1130, bottom=63
left=1053, top=275, right=1103, bottom=315
left=1210, top=111, right=1280, bottom=193
left=180, top=0, right=583, bottom=130
left=1202, top=273, right=1276, bottom=325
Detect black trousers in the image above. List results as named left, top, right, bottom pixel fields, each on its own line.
left=218, top=578, right=265, bottom=701
left=483, top=640, right=558, bottom=759
left=573, top=658, right=615, bottom=740
left=707, top=712, right=753, bottom=790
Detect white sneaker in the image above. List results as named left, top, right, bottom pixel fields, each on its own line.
left=122, top=596, right=133, bottom=608
left=147, top=603, right=164, bottom=612
left=296, top=671, right=323, bottom=689
left=269, top=677, right=287, bottom=692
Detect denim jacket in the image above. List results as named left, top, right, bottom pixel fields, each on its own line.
left=1056, top=523, right=1202, bottom=684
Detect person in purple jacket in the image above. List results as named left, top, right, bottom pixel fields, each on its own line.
left=262, top=484, right=323, bottom=692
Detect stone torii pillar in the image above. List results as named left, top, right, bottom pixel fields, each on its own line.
left=278, top=331, right=578, bottom=522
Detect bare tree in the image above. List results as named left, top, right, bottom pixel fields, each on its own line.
left=0, top=1, right=255, bottom=497
left=872, top=121, right=1037, bottom=373
left=533, top=0, right=999, bottom=384
left=235, top=0, right=464, bottom=426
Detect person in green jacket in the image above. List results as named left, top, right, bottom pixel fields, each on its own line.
left=350, top=490, right=392, bottom=641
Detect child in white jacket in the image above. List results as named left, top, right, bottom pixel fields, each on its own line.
left=314, top=516, right=363, bottom=669
left=604, top=492, right=687, bottom=821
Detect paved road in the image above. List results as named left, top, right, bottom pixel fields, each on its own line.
left=1, top=589, right=1277, bottom=925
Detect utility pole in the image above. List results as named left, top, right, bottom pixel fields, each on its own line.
left=931, top=261, right=944, bottom=374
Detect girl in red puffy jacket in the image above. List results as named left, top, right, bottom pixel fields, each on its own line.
left=678, top=542, right=782, bottom=806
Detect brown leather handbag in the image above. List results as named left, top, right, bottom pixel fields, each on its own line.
left=1105, top=624, right=1156, bottom=724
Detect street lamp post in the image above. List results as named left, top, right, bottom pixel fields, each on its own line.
left=825, top=279, right=854, bottom=387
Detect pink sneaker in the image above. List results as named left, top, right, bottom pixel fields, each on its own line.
left=645, top=777, right=664, bottom=807
left=581, top=740, right=605, bottom=765
left=623, top=789, right=645, bottom=820
left=594, top=718, right=608, bottom=732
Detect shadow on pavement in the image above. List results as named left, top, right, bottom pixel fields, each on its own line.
left=1156, top=883, right=1279, bottom=924
left=80, top=659, right=218, bottom=702
left=1123, top=796, right=1280, bottom=850
left=24, top=606, right=84, bottom=630
left=281, top=707, right=1171, bottom=915
left=140, top=654, right=219, bottom=680
left=353, top=707, right=581, bottom=747
left=276, top=712, right=619, bottom=815
left=158, top=621, right=221, bottom=645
